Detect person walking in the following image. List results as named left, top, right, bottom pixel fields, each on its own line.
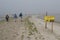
left=14, top=14, right=18, bottom=22
left=5, top=14, right=9, bottom=22
left=19, top=12, right=23, bottom=19
left=19, top=12, right=23, bottom=21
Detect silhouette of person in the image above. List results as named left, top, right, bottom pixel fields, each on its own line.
left=5, top=14, right=9, bottom=22
left=19, top=12, right=23, bottom=19
left=14, top=14, right=17, bottom=22
left=19, top=12, right=23, bottom=22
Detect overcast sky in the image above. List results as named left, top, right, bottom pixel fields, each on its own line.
left=0, top=0, right=60, bottom=15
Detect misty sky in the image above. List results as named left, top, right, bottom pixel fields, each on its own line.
left=0, top=0, right=60, bottom=15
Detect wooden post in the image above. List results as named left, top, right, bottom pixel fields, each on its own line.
left=45, top=11, right=48, bottom=29
left=45, top=21, right=47, bottom=29
left=51, top=22, right=53, bottom=32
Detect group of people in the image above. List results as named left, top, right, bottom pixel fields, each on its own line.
left=5, top=13, right=23, bottom=22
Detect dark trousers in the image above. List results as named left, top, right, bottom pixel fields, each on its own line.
left=6, top=18, right=9, bottom=22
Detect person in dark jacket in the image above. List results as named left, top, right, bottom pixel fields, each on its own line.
left=5, top=14, right=9, bottom=22
left=19, top=12, right=23, bottom=22
left=19, top=12, right=23, bottom=19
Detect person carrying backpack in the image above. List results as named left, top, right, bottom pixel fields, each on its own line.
left=19, top=12, right=23, bottom=19
left=5, top=14, right=9, bottom=22
left=19, top=12, right=23, bottom=21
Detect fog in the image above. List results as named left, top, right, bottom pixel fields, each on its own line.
left=0, top=0, right=60, bottom=14
left=0, top=0, right=60, bottom=22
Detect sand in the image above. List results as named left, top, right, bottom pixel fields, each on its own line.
left=29, top=16, right=60, bottom=40
left=0, top=16, right=60, bottom=40
left=0, top=18, right=26, bottom=40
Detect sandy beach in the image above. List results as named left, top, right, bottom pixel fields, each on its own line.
left=29, top=16, right=60, bottom=40
left=0, top=16, right=60, bottom=40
